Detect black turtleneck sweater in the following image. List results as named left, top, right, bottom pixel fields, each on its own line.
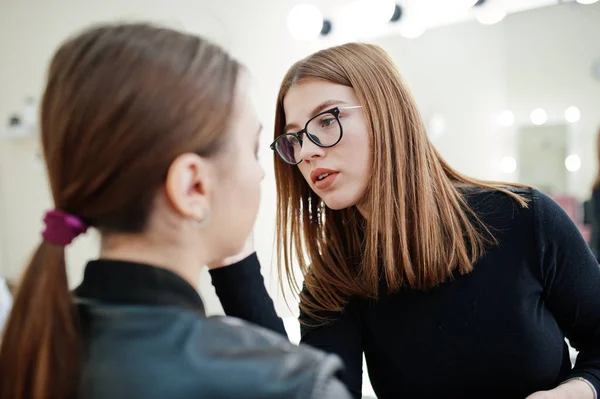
left=207, top=188, right=600, bottom=399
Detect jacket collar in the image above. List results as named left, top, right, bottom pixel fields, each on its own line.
left=74, top=259, right=205, bottom=316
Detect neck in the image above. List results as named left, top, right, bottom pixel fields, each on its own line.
left=99, top=233, right=205, bottom=288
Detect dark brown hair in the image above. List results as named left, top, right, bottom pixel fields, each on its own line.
left=0, top=23, right=241, bottom=398
left=273, top=43, right=528, bottom=323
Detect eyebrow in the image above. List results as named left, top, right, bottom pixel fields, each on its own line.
left=284, top=99, right=348, bottom=133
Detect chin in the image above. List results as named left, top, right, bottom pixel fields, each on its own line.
left=321, top=195, right=358, bottom=211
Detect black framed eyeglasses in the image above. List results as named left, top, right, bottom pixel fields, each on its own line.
left=270, top=105, right=362, bottom=165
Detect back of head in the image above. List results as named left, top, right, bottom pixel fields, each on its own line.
left=42, top=23, right=239, bottom=230
left=273, top=43, right=526, bottom=320
left=0, top=23, right=240, bottom=399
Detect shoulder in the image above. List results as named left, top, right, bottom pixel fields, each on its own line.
left=460, top=187, right=578, bottom=248
left=464, top=186, right=583, bottom=247
left=526, top=189, right=577, bottom=230
left=459, top=186, right=537, bottom=230
left=461, top=186, right=568, bottom=221
left=195, top=315, right=310, bottom=354
left=461, top=185, right=532, bottom=213
left=188, top=315, right=345, bottom=398
left=81, top=305, right=345, bottom=398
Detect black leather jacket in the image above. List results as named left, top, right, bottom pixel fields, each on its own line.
left=74, top=258, right=351, bottom=399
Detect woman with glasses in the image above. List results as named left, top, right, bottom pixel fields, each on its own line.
left=216, top=43, right=600, bottom=399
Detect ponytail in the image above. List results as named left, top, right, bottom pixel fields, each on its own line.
left=0, top=241, right=81, bottom=399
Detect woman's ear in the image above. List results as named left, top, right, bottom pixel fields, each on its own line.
left=165, top=153, right=213, bottom=222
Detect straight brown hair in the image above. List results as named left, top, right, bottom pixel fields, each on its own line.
left=274, top=43, right=528, bottom=323
left=0, top=23, right=241, bottom=398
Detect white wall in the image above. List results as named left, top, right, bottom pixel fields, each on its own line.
left=374, top=2, right=600, bottom=198
left=375, top=19, right=511, bottom=182
left=504, top=3, right=600, bottom=197
left=1, top=1, right=599, bottom=317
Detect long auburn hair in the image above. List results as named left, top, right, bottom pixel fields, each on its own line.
left=274, top=43, right=527, bottom=323
left=0, top=23, right=240, bottom=399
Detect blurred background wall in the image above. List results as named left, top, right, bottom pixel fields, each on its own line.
left=0, top=0, right=598, bottom=350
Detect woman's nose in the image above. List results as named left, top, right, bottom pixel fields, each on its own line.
left=298, top=135, right=326, bottom=161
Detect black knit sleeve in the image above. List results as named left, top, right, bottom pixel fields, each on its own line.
left=533, top=190, right=600, bottom=393
left=209, top=253, right=287, bottom=337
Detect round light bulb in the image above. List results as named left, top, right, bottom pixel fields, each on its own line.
left=287, top=4, right=324, bottom=41
left=369, top=0, right=397, bottom=24
left=500, top=156, right=517, bottom=174
left=564, top=106, right=581, bottom=123
left=530, top=108, right=548, bottom=126
left=477, top=10, right=507, bottom=25
left=565, top=154, right=581, bottom=172
left=576, top=0, right=599, bottom=4
left=498, top=110, right=515, bottom=127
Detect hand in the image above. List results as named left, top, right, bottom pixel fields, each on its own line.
left=526, top=379, right=595, bottom=399
left=207, top=233, right=255, bottom=269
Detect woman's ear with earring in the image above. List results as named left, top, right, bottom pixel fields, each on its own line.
left=165, top=152, right=214, bottom=228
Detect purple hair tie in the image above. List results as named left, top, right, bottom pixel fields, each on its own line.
left=42, top=209, right=88, bottom=247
